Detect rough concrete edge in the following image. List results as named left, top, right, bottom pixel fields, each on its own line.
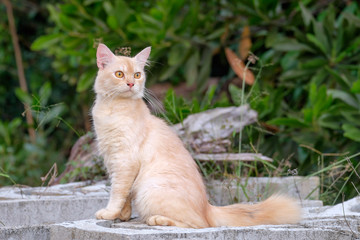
left=0, top=224, right=50, bottom=240
left=49, top=219, right=356, bottom=240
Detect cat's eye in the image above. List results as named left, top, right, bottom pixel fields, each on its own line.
left=134, top=72, right=141, bottom=79
left=115, top=71, right=124, bottom=78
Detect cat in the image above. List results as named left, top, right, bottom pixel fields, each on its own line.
left=92, top=43, right=301, bottom=228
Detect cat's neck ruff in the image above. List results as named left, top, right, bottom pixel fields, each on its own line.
left=94, top=93, right=148, bottom=118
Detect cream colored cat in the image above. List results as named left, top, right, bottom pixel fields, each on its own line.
left=92, top=43, right=301, bottom=228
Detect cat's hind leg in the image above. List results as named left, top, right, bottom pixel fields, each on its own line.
left=146, top=215, right=192, bottom=228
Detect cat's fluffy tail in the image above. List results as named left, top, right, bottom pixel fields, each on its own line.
left=207, top=195, right=301, bottom=227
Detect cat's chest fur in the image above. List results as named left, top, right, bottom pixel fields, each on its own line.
left=92, top=97, right=147, bottom=155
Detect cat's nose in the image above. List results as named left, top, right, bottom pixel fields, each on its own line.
left=127, top=83, right=134, bottom=88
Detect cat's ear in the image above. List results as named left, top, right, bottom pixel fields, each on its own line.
left=134, top=47, right=151, bottom=67
left=96, top=44, right=116, bottom=69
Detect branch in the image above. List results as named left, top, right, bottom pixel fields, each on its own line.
left=3, top=0, right=36, bottom=143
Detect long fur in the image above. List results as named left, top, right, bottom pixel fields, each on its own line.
left=92, top=44, right=301, bottom=228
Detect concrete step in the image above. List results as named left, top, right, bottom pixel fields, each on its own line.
left=1, top=180, right=359, bottom=240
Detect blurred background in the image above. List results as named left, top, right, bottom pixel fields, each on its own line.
left=1, top=0, right=359, bottom=204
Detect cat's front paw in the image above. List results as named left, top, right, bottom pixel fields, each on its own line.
left=95, top=208, right=121, bottom=220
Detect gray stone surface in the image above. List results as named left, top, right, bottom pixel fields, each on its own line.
left=0, top=181, right=109, bottom=227
left=2, top=180, right=359, bottom=240
left=0, top=176, right=319, bottom=227
left=47, top=197, right=360, bottom=240
left=1, top=225, right=50, bottom=240
left=49, top=215, right=359, bottom=240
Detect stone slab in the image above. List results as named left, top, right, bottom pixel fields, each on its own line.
left=49, top=217, right=359, bottom=240
left=47, top=197, right=360, bottom=240
left=0, top=225, right=50, bottom=240
left=0, top=177, right=320, bottom=228
left=0, top=197, right=108, bottom=227
left=0, top=179, right=346, bottom=240
left=0, top=181, right=110, bottom=227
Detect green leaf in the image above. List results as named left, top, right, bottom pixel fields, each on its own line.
left=324, top=66, right=351, bottom=88
left=0, top=121, right=10, bottom=145
left=323, top=5, right=335, bottom=34
left=39, top=105, right=65, bottom=126
left=272, top=39, right=314, bottom=52
left=335, top=37, right=360, bottom=63
left=309, top=82, right=317, bottom=105
left=303, top=108, right=313, bottom=124
left=343, top=12, right=360, bottom=28
left=141, top=13, right=163, bottom=29
left=9, top=118, right=22, bottom=130
left=39, top=82, right=52, bottom=105
left=168, top=44, right=189, bottom=66
left=342, top=124, right=360, bottom=142
left=62, top=37, right=83, bottom=48
left=267, top=118, right=309, bottom=128
left=103, top=1, right=113, bottom=14
left=310, top=68, right=327, bottom=85
left=114, top=0, right=131, bottom=27
left=228, top=84, right=242, bottom=106
left=318, top=114, right=340, bottom=130
left=327, top=89, right=358, bottom=109
left=206, top=28, right=225, bottom=40
left=77, top=69, right=97, bottom=92
left=279, top=69, right=314, bottom=81
left=306, top=34, right=326, bottom=54
left=313, top=85, right=330, bottom=118
left=106, top=15, right=118, bottom=29
left=351, top=80, right=360, bottom=93
left=197, top=49, right=212, bottom=91
left=280, top=52, right=299, bottom=70
left=31, top=34, right=63, bottom=51
left=301, top=58, right=327, bottom=69
left=59, top=14, right=73, bottom=30
left=299, top=2, right=313, bottom=27
left=184, top=51, right=199, bottom=86
left=15, top=88, right=32, bottom=105
left=160, top=65, right=179, bottom=81
left=313, top=21, right=330, bottom=54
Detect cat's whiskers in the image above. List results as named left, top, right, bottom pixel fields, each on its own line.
left=143, top=88, right=164, bottom=115
left=102, top=88, right=121, bottom=102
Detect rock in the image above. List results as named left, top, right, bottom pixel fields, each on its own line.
left=173, top=105, right=257, bottom=153
left=52, top=132, right=105, bottom=185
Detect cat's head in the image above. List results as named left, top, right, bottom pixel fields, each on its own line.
left=94, top=43, right=151, bottom=99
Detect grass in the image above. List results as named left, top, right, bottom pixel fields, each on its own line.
left=0, top=167, right=16, bottom=186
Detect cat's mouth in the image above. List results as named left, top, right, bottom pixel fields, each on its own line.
left=120, top=88, right=137, bottom=96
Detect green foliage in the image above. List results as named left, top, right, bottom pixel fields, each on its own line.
left=0, top=82, right=73, bottom=186
left=31, top=0, right=227, bottom=92
left=256, top=2, right=360, bottom=165
left=225, top=1, right=360, bottom=203
left=163, top=86, right=231, bottom=124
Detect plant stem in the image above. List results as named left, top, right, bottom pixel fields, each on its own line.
left=238, top=60, right=252, bottom=154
